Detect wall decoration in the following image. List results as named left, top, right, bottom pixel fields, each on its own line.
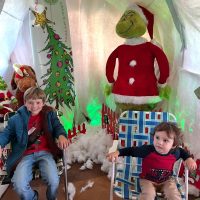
left=31, top=3, right=75, bottom=110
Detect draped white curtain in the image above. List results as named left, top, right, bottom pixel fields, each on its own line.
left=0, top=0, right=200, bottom=155
left=0, top=0, right=31, bottom=84
left=170, top=0, right=200, bottom=156
left=66, top=0, right=124, bottom=122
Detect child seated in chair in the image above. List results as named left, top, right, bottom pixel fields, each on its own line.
left=107, top=122, right=197, bottom=200
left=0, top=86, right=69, bottom=200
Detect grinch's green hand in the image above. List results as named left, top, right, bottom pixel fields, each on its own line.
left=104, top=84, right=113, bottom=97
left=159, top=85, right=171, bottom=100
left=11, top=98, right=18, bottom=104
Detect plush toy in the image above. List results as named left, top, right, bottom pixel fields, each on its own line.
left=189, top=159, right=200, bottom=190
left=11, top=64, right=37, bottom=107
left=0, top=76, right=18, bottom=122
left=106, top=4, right=170, bottom=112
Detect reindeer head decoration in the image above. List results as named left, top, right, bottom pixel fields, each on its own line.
left=11, top=64, right=38, bottom=107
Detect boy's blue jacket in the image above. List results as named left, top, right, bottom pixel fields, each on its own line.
left=0, top=105, right=67, bottom=176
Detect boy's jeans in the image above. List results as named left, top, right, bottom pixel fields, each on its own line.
left=11, top=151, right=59, bottom=200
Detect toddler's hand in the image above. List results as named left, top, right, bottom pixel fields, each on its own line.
left=106, top=150, right=120, bottom=162
left=185, top=157, right=197, bottom=171
left=0, top=146, right=2, bottom=158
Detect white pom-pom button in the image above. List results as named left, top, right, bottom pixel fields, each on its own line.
left=129, top=60, right=136, bottom=67
left=129, top=78, right=135, bottom=85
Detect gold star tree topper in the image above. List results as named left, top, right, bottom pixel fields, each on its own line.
left=31, top=6, right=54, bottom=30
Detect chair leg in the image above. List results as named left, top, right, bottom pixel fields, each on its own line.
left=110, top=161, right=115, bottom=200
left=184, top=168, right=189, bottom=200
left=63, top=149, right=68, bottom=200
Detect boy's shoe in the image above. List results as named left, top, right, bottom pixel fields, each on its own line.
left=33, top=190, right=39, bottom=200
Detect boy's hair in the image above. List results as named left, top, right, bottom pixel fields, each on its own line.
left=24, top=87, right=46, bottom=103
left=152, top=122, right=183, bottom=147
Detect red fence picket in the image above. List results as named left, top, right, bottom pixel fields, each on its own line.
left=67, top=123, right=86, bottom=143
left=102, top=104, right=119, bottom=140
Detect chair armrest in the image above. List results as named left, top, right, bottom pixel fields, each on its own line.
left=109, top=140, right=118, bottom=153
left=184, top=167, right=189, bottom=200
left=109, top=140, right=118, bottom=200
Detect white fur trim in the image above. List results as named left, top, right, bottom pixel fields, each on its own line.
left=129, top=78, right=135, bottom=85
left=157, top=83, right=167, bottom=88
left=114, top=94, right=162, bottom=104
left=125, top=37, right=147, bottom=45
left=1, top=91, right=7, bottom=95
left=0, top=100, right=11, bottom=105
left=129, top=60, right=136, bottom=67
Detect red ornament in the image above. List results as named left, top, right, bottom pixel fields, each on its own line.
left=47, top=54, right=51, bottom=59
left=57, top=61, right=63, bottom=68
left=54, top=34, right=60, bottom=40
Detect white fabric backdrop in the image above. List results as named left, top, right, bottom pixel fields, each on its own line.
left=170, top=0, right=200, bottom=156
left=0, top=0, right=30, bottom=84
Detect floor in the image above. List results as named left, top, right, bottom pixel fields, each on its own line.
left=1, top=163, right=121, bottom=200
left=1, top=163, right=199, bottom=200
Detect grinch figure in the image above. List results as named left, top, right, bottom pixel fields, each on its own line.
left=106, top=4, right=170, bottom=112
left=0, top=76, right=18, bottom=122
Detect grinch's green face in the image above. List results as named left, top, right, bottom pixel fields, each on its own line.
left=116, top=10, right=146, bottom=39
left=0, top=77, right=7, bottom=90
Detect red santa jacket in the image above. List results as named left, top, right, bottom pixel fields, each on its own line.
left=106, top=40, right=169, bottom=104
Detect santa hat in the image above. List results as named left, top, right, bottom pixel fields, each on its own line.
left=127, top=4, right=154, bottom=39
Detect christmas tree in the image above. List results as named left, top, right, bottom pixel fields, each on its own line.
left=32, top=7, right=75, bottom=110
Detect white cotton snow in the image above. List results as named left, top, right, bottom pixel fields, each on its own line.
left=68, top=182, right=76, bottom=200
left=65, top=125, right=113, bottom=175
